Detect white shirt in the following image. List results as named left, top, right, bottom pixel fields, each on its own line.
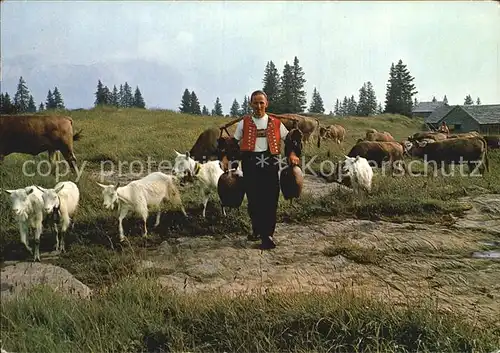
left=234, top=114, right=289, bottom=152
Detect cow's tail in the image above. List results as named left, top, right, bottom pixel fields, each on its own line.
left=73, top=129, right=83, bottom=141
left=316, top=119, right=321, bottom=148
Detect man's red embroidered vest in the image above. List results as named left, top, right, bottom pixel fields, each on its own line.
left=240, top=114, right=281, bottom=154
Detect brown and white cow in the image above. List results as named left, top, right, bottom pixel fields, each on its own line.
left=319, top=124, right=346, bottom=145
left=0, top=115, right=82, bottom=170
left=408, top=131, right=448, bottom=142
left=405, top=136, right=489, bottom=175
left=348, top=140, right=406, bottom=174
left=189, top=127, right=220, bottom=163
left=277, top=114, right=320, bottom=147
left=365, top=129, right=396, bottom=142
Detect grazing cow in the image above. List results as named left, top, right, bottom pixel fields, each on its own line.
left=348, top=141, right=406, bottom=173
left=173, top=151, right=225, bottom=218
left=277, top=113, right=320, bottom=146
left=2, top=186, right=45, bottom=261
left=97, top=172, right=187, bottom=242
left=189, top=127, right=220, bottom=162
left=405, top=136, right=489, bottom=175
left=365, top=129, right=396, bottom=142
left=36, top=181, right=80, bottom=253
left=318, top=124, right=346, bottom=146
left=0, top=115, right=82, bottom=170
left=343, top=156, right=373, bottom=197
left=408, top=131, right=447, bottom=142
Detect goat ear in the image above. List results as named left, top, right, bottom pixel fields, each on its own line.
left=115, top=182, right=120, bottom=190
left=174, top=150, right=183, bottom=157
left=35, top=186, right=46, bottom=192
left=3, top=189, right=14, bottom=194
left=96, top=182, right=108, bottom=188
left=185, top=151, right=190, bottom=158
left=26, top=188, right=34, bottom=195
left=55, top=184, right=65, bottom=193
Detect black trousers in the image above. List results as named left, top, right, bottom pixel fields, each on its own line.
left=241, top=151, right=280, bottom=240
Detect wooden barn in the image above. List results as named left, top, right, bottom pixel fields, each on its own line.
left=425, top=104, right=500, bottom=134
left=412, top=101, right=448, bottom=119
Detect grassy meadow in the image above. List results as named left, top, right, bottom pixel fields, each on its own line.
left=1, top=107, right=499, bottom=352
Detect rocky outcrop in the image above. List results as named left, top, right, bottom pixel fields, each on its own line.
left=1, top=262, right=92, bottom=301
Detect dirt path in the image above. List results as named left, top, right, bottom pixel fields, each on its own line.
left=140, top=175, right=500, bottom=326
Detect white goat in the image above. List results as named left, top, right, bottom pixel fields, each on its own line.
left=3, top=186, right=45, bottom=261
left=173, top=150, right=225, bottom=217
left=97, top=172, right=187, bottom=242
left=342, top=155, right=374, bottom=197
left=36, top=181, right=80, bottom=253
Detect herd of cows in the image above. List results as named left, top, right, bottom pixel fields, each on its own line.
left=0, top=113, right=499, bottom=262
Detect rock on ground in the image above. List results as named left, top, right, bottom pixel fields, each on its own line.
left=1, top=262, right=92, bottom=301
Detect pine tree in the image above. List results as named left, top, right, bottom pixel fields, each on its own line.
left=432, top=96, right=437, bottom=103
left=111, top=85, right=119, bottom=107
left=94, top=80, right=107, bottom=106
left=190, top=91, right=201, bottom=114
left=262, top=60, right=281, bottom=113
left=308, top=87, right=324, bottom=114
left=384, top=60, right=417, bottom=116
left=53, top=87, right=65, bottom=109
left=46, top=90, right=55, bottom=109
left=39, top=102, right=45, bottom=111
left=119, top=84, right=124, bottom=108
left=213, top=97, right=223, bottom=116
left=291, top=56, right=307, bottom=113
left=365, top=82, right=378, bottom=116
left=357, top=83, right=368, bottom=116
left=334, top=99, right=340, bottom=116
left=476, top=97, right=481, bottom=105
left=377, top=102, right=383, bottom=114
left=241, top=95, right=251, bottom=115
left=179, top=88, right=191, bottom=113
left=14, top=76, right=31, bottom=113
left=278, top=62, right=294, bottom=113
left=202, top=105, right=209, bottom=115
left=342, top=96, right=349, bottom=116
left=27, top=95, right=37, bottom=113
left=348, top=95, right=357, bottom=115
left=122, top=82, right=133, bottom=108
left=464, top=94, right=474, bottom=105
left=443, top=95, right=448, bottom=105
left=1, top=93, right=14, bottom=114
left=230, top=99, right=241, bottom=116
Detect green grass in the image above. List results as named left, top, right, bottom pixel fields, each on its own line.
left=1, top=108, right=499, bottom=352
left=1, top=277, right=498, bottom=353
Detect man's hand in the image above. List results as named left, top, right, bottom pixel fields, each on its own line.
left=288, top=151, right=300, bottom=166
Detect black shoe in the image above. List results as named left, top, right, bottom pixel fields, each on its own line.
left=247, top=233, right=260, bottom=241
left=259, top=237, right=276, bottom=250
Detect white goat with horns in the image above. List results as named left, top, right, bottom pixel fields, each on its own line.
left=97, top=172, right=187, bottom=242
left=2, top=186, right=45, bottom=261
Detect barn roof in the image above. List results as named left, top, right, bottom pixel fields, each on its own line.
left=461, top=104, right=500, bottom=125
left=412, top=101, right=447, bottom=113
left=425, top=104, right=454, bottom=124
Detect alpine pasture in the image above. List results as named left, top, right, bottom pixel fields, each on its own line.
left=1, top=107, right=499, bottom=353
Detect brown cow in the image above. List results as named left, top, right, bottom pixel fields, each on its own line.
left=348, top=141, right=406, bottom=174
left=189, top=127, right=220, bottom=162
left=277, top=114, right=320, bottom=146
left=0, top=115, right=82, bottom=170
left=365, top=129, right=396, bottom=142
left=408, top=131, right=447, bottom=142
left=406, top=136, right=489, bottom=175
left=319, top=124, right=346, bottom=145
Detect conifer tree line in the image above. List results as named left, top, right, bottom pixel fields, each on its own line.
left=94, top=80, right=145, bottom=108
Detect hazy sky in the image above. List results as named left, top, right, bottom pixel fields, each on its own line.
left=2, top=1, right=499, bottom=111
